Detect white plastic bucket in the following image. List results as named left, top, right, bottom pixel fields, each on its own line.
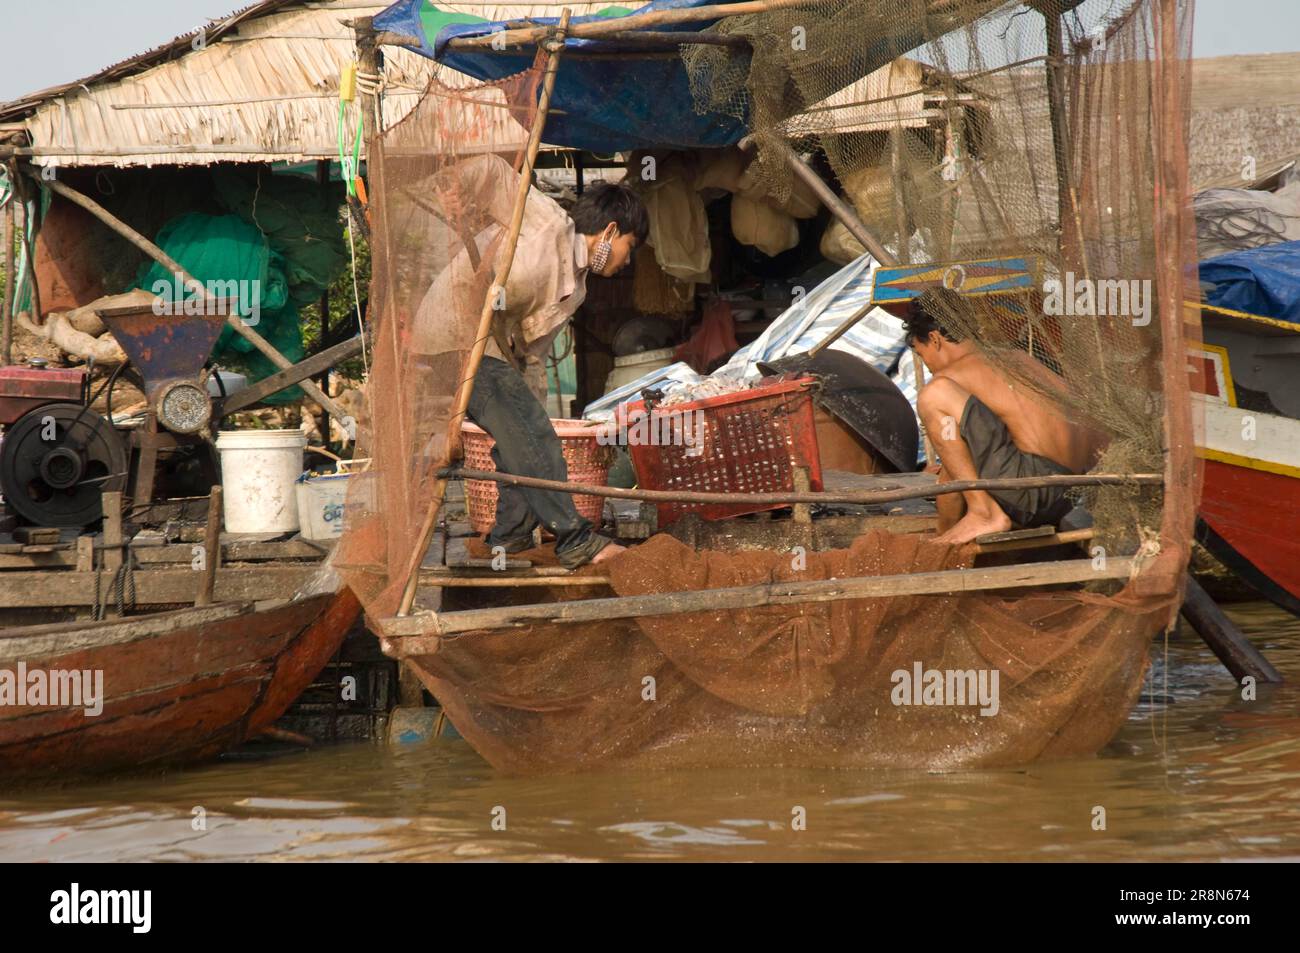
left=215, top=429, right=307, bottom=533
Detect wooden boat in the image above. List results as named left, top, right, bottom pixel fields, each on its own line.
left=339, top=0, right=1230, bottom=774
left=0, top=494, right=359, bottom=779
left=1192, top=302, right=1300, bottom=615
left=0, top=176, right=366, bottom=781
left=0, top=582, right=358, bottom=777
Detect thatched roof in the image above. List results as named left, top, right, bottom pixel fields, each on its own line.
left=0, top=1, right=607, bottom=168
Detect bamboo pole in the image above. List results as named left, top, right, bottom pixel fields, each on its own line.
left=25, top=172, right=350, bottom=422
left=382, top=554, right=1139, bottom=642
left=447, top=0, right=818, bottom=49
left=741, top=135, right=898, bottom=267
left=447, top=0, right=976, bottom=51
left=443, top=466, right=1160, bottom=507
left=396, top=11, right=573, bottom=618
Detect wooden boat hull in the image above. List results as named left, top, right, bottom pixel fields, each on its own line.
left=0, top=587, right=359, bottom=778
left=1199, top=457, right=1300, bottom=616
left=392, top=531, right=1169, bottom=775
left=1192, top=312, right=1300, bottom=616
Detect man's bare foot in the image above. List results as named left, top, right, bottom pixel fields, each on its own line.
left=590, top=542, right=626, bottom=565
left=932, top=508, right=1011, bottom=545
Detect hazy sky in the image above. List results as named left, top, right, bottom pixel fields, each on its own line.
left=0, top=0, right=1296, bottom=103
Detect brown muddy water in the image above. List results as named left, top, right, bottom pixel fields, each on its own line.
left=2, top=602, right=1299, bottom=862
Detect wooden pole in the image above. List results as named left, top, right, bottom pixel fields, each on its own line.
left=26, top=172, right=350, bottom=422
left=447, top=0, right=821, bottom=50
left=443, top=466, right=1161, bottom=507
left=214, top=335, right=364, bottom=417
left=806, top=300, right=876, bottom=359
left=195, top=485, right=222, bottom=607
left=382, top=554, right=1139, bottom=642
left=396, top=11, right=573, bottom=618
left=1180, top=576, right=1282, bottom=684
left=1, top=194, right=13, bottom=364
left=741, top=136, right=898, bottom=267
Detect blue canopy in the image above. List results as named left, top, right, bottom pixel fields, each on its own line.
left=374, top=0, right=750, bottom=152
left=1200, top=240, right=1300, bottom=325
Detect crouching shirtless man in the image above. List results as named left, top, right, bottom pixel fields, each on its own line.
left=904, top=289, right=1104, bottom=545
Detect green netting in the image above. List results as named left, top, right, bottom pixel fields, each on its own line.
left=132, top=212, right=305, bottom=404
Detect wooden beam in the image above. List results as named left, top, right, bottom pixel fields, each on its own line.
left=444, top=466, right=1161, bottom=507
left=0, top=537, right=329, bottom=570
left=215, top=335, right=364, bottom=416
left=0, top=565, right=316, bottom=608
left=1180, top=575, right=1283, bottom=683
left=445, top=0, right=822, bottom=49
left=381, top=555, right=1138, bottom=642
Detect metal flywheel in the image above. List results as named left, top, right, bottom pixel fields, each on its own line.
left=0, top=403, right=128, bottom=528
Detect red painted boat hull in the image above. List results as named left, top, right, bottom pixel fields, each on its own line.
left=0, top=587, right=360, bottom=779
left=1200, top=459, right=1300, bottom=614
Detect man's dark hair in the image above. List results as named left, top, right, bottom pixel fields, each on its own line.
left=901, top=287, right=967, bottom=345
left=569, top=180, right=650, bottom=244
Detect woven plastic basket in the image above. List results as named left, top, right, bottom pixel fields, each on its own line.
left=621, top=376, right=822, bottom=527
left=460, top=419, right=611, bottom=535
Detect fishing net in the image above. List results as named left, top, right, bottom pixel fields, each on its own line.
left=685, top=0, right=1202, bottom=555
left=336, top=59, right=547, bottom=616
left=339, top=0, right=1201, bottom=774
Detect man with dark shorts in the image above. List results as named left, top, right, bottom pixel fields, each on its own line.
left=902, top=289, right=1103, bottom=545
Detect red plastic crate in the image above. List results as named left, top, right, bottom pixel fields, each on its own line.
left=621, top=376, right=822, bottom=527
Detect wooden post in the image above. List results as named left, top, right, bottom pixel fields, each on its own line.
left=1180, top=576, right=1282, bottom=683
left=791, top=466, right=812, bottom=524
left=195, top=485, right=222, bottom=607
left=102, top=491, right=123, bottom=573
left=2, top=195, right=14, bottom=364
left=396, top=10, right=573, bottom=617
left=27, top=173, right=350, bottom=422
left=102, top=489, right=123, bottom=618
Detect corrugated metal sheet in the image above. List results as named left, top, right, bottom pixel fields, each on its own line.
left=3, top=1, right=606, bottom=168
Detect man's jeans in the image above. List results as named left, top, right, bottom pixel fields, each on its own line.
left=466, top=357, right=604, bottom=568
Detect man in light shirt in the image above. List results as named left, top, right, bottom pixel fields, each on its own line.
left=414, top=154, right=647, bottom=569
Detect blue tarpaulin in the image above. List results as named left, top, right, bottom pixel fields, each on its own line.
left=374, top=0, right=749, bottom=151
left=1200, top=240, right=1300, bottom=324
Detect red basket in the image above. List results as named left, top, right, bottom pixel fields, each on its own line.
left=621, top=377, right=822, bottom=526
left=460, top=419, right=611, bottom=535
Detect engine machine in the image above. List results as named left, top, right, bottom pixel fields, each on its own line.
left=0, top=306, right=228, bottom=529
